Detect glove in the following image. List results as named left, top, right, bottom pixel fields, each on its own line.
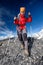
left=28, top=12, right=31, bottom=16
left=14, top=16, right=17, bottom=20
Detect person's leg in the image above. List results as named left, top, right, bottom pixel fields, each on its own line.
left=22, top=29, right=29, bottom=55
left=17, top=29, right=24, bottom=49
left=17, top=30, right=22, bottom=41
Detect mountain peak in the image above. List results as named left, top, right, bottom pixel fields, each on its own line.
left=33, top=29, right=43, bottom=39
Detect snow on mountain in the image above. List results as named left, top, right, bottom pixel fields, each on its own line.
left=33, top=29, right=43, bottom=39
left=0, top=34, right=14, bottom=41
left=0, top=28, right=43, bottom=40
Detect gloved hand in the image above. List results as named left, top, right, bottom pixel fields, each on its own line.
left=28, top=12, right=31, bottom=16
left=14, top=16, right=17, bottom=20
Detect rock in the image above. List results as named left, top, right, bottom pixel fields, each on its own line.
left=0, top=37, right=43, bottom=65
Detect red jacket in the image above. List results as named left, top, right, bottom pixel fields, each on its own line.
left=14, top=14, right=32, bottom=30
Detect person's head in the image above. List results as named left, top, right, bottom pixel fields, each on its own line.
left=20, top=7, right=25, bottom=14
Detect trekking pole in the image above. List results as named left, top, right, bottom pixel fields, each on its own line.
left=30, top=22, right=32, bottom=42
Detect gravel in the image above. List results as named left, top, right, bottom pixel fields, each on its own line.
left=0, top=37, right=43, bottom=65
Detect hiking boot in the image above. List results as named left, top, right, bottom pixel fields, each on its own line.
left=21, top=44, right=25, bottom=49
left=24, top=49, right=29, bottom=56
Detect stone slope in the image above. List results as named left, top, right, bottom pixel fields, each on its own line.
left=0, top=37, right=43, bottom=65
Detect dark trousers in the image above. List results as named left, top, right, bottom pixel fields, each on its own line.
left=17, top=28, right=28, bottom=50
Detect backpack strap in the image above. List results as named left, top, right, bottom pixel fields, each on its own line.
left=17, top=13, right=20, bottom=20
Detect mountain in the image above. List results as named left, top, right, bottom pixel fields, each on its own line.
left=33, top=29, right=43, bottom=39
left=0, top=34, right=15, bottom=41
left=0, top=37, right=43, bottom=65
left=0, top=29, right=43, bottom=41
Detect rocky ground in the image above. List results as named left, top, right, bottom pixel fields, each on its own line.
left=0, top=37, right=43, bottom=65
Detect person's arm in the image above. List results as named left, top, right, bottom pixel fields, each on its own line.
left=14, top=17, right=19, bottom=25
left=26, top=12, right=32, bottom=22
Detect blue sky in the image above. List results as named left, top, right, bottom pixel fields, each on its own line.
left=0, top=0, right=43, bottom=39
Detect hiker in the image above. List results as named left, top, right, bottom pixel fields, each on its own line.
left=14, top=7, right=32, bottom=55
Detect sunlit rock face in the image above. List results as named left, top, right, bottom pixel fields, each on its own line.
left=0, top=37, right=43, bottom=65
